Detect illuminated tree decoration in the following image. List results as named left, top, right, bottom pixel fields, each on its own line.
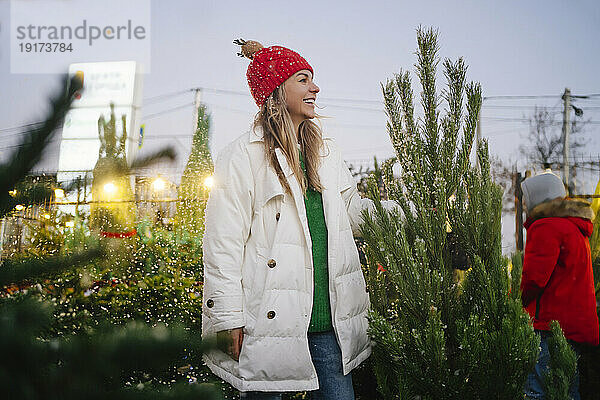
left=175, top=104, right=214, bottom=249
left=90, top=103, right=136, bottom=237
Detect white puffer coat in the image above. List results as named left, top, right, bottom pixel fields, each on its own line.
left=202, top=128, right=374, bottom=392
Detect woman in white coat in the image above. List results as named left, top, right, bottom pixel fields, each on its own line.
left=202, top=39, right=382, bottom=400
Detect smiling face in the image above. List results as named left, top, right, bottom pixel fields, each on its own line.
left=283, top=69, right=320, bottom=129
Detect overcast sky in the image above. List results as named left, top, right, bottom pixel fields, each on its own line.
left=2, top=0, right=600, bottom=250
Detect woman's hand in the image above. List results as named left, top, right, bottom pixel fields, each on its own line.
left=217, top=327, right=244, bottom=361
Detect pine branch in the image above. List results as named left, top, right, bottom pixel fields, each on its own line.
left=4, top=181, right=55, bottom=212
left=542, top=322, right=578, bottom=400
left=416, top=26, right=441, bottom=192
left=129, top=148, right=177, bottom=170
left=0, top=297, right=219, bottom=400
left=0, top=75, right=82, bottom=218
left=0, top=247, right=103, bottom=286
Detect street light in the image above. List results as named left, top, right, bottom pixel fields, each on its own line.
left=204, top=175, right=214, bottom=189
left=103, top=182, right=117, bottom=194
left=152, top=177, right=166, bottom=191
left=572, top=104, right=583, bottom=117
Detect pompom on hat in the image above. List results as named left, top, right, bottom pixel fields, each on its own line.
left=234, top=39, right=313, bottom=107
left=520, top=171, right=567, bottom=212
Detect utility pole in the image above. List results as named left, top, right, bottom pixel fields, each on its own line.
left=562, top=88, right=571, bottom=194
left=192, top=88, right=203, bottom=134
left=514, top=170, right=524, bottom=252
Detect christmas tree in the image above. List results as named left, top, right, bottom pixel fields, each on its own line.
left=360, top=27, right=544, bottom=399
left=0, top=76, right=220, bottom=400
left=91, top=103, right=136, bottom=235
left=175, top=104, right=214, bottom=249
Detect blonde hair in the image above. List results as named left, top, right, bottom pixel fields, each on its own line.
left=253, top=85, right=324, bottom=195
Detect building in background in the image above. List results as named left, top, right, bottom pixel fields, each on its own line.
left=57, top=61, right=143, bottom=215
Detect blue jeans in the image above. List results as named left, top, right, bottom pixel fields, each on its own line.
left=239, top=330, right=355, bottom=400
left=524, top=330, right=580, bottom=400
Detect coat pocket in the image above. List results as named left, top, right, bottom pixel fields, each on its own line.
left=334, top=270, right=370, bottom=321
left=256, top=187, right=284, bottom=251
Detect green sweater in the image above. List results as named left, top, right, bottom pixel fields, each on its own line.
left=299, top=152, right=333, bottom=333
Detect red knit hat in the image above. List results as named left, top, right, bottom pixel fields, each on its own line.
left=234, top=39, right=313, bottom=107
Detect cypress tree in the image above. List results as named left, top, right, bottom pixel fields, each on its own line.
left=360, top=27, right=542, bottom=399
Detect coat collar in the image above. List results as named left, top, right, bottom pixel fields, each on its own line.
left=524, top=198, right=595, bottom=235
left=250, top=125, right=340, bottom=264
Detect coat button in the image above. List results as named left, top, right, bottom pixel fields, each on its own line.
left=267, top=311, right=276, bottom=319
left=267, top=259, right=276, bottom=268
left=206, top=299, right=214, bottom=308
left=275, top=212, right=280, bottom=221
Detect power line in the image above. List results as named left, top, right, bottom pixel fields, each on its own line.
left=483, top=95, right=560, bottom=100
left=483, top=93, right=600, bottom=101
left=481, top=116, right=600, bottom=125
left=142, top=102, right=194, bottom=120
left=192, top=86, right=386, bottom=106
left=0, top=121, right=45, bottom=133
left=0, top=92, right=193, bottom=134
left=4, top=86, right=600, bottom=138
left=481, top=105, right=563, bottom=110
left=143, top=89, right=190, bottom=104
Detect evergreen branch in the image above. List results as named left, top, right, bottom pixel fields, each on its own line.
left=395, top=70, right=422, bottom=182
left=55, top=321, right=212, bottom=377
left=396, top=70, right=417, bottom=140
left=0, top=75, right=82, bottom=219
left=416, top=26, right=441, bottom=187
left=542, top=321, right=578, bottom=400
left=1, top=298, right=219, bottom=400
left=0, top=247, right=103, bottom=287
left=441, top=58, right=466, bottom=198
left=4, top=181, right=55, bottom=212
left=382, top=80, right=404, bottom=159
left=452, top=82, right=481, bottom=196
left=128, top=148, right=177, bottom=170
left=509, top=252, right=524, bottom=301
left=112, top=383, right=223, bottom=400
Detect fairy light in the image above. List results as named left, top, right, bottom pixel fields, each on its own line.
left=203, top=176, right=214, bottom=188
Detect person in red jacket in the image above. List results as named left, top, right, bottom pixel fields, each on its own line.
left=520, top=171, right=598, bottom=399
